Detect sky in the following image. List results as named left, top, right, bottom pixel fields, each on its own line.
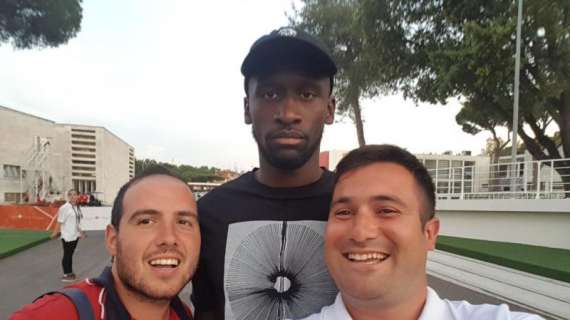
left=0, top=0, right=497, bottom=171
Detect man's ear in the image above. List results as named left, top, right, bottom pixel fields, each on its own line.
left=325, top=95, right=336, bottom=125
left=424, top=217, right=440, bottom=251
left=105, top=224, right=118, bottom=257
left=244, top=97, right=252, bottom=124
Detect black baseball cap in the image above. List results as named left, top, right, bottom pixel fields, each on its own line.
left=241, top=27, right=337, bottom=79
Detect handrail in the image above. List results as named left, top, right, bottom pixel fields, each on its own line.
left=427, top=158, right=570, bottom=199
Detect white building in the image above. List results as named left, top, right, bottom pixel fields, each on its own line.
left=320, top=148, right=568, bottom=199
left=320, top=149, right=489, bottom=196
left=0, top=105, right=135, bottom=205
left=414, top=152, right=490, bottom=196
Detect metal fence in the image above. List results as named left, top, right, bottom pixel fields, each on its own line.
left=427, top=158, right=570, bottom=200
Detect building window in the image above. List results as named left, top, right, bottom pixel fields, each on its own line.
left=71, top=128, right=96, bottom=134
left=4, top=192, right=24, bottom=202
left=73, top=179, right=96, bottom=193
left=424, top=160, right=436, bottom=170
left=72, top=160, right=96, bottom=165
left=71, top=140, right=96, bottom=146
left=71, top=134, right=95, bottom=140
left=451, top=160, right=463, bottom=168
left=3, top=165, right=21, bottom=179
left=72, top=147, right=96, bottom=152
left=72, top=166, right=96, bottom=171
left=72, top=153, right=96, bottom=159
left=72, top=172, right=96, bottom=177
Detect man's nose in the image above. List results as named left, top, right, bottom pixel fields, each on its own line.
left=157, top=221, right=178, bottom=247
left=274, top=95, right=302, bottom=125
left=350, top=210, right=379, bottom=243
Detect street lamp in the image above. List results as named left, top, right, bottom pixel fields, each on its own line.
left=511, top=0, right=523, bottom=195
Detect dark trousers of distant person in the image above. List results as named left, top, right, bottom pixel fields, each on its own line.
left=61, top=239, right=78, bottom=275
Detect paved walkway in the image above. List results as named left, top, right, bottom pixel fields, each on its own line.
left=0, top=231, right=542, bottom=318
left=429, top=250, right=569, bottom=319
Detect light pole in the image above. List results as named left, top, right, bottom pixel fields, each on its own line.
left=511, top=0, right=523, bottom=195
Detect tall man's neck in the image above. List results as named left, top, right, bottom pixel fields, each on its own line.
left=256, top=154, right=323, bottom=188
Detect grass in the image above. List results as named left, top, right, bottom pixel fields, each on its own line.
left=0, top=229, right=51, bottom=259
left=436, top=235, right=570, bottom=283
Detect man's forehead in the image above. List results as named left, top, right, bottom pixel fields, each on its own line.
left=333, top=163, right=411, bottom=196
left=333, top=162, right=425, bottom=208
left=124, top=175, right=192, bottom=201
left=122, top=176, right=195, bottom=214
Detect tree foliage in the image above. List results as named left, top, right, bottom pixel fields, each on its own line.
left=359, top=0, right=570, bottom=162
left=290, top=0, right=393, bottom=146
left=457, top=99, right=510, bottom=164
left=135, top=159, right=225, bottom=183
left=0, top=0, right=82, bottom=49
left=290, top=0, right=570, bottom=193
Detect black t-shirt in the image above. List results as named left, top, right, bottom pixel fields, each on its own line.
left=191, top=169, right=338, bottom=320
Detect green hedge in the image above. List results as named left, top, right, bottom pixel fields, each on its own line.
left=436, top=236, right=570, bottom=283
left=0, top=229, right=51, bottom=259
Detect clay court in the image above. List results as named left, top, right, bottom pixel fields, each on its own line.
left=0, top=205, right=60, bottom=231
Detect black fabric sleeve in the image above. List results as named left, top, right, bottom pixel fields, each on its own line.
left=190, top=257, right=215, bottom=311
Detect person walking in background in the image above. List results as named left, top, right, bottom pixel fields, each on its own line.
left=51, top=189, right=84, bottom=282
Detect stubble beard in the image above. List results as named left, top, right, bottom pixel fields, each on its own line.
left=115, top=242, right=187, bottom=303
left=253, top=126, right=323, bottom=171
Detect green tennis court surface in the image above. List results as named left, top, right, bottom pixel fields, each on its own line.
left=0, top=229, right=51, bottom=259
left=437, top=235, right=570, bottom=283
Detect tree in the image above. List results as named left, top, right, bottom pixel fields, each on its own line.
left=134, top=158, right=158, bottom=176
left=290, top=0, right=392, bottom=146
left=134, top=159, right=226, bottom=183
left=0, top=0, right=82, bottom=49
left=358, top=0, right=570, bottom=193
left=456, top=98, right=510, bottom=165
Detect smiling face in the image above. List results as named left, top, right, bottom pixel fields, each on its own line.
left=244, top=70, right=335, bottom=170
left=105, top=175, right=200, bottom=302
left=325, top=162, right=439, bottom=308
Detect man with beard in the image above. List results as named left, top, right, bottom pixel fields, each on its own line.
left=191, top=27, right=338, bottom=320
left=11, top=167, right=199, bottom=320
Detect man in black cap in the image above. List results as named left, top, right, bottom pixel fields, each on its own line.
left=191, top=27, right=338, bottom=320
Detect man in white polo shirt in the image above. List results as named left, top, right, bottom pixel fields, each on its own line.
left=299, top=145, right=542, bottom=320
left=51, top=189, right=84, bottom=282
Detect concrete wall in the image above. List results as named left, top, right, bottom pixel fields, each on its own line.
left=0, top=106, right=65, bottom=202
left=436, top=199, right=570, bottom=250
left=100, top=128, right=132, bottom=204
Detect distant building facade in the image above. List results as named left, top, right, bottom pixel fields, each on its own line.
left=0, top=105, right=135, bottom=205
left=320, top=149, right=489, bottom=196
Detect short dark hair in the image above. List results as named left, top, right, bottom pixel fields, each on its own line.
left=110, top=166, right=190, bottom=230
left=334, top=144, right=436, bottom=226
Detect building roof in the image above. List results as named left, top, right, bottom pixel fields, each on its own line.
left=0, top=105, right=56, bottom=124
left=0, top=105, right=134, bottom=150
left=60, top=123, right=134, bottom=149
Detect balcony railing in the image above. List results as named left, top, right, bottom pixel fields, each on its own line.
left=427, top=158, right=570, bottom=200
